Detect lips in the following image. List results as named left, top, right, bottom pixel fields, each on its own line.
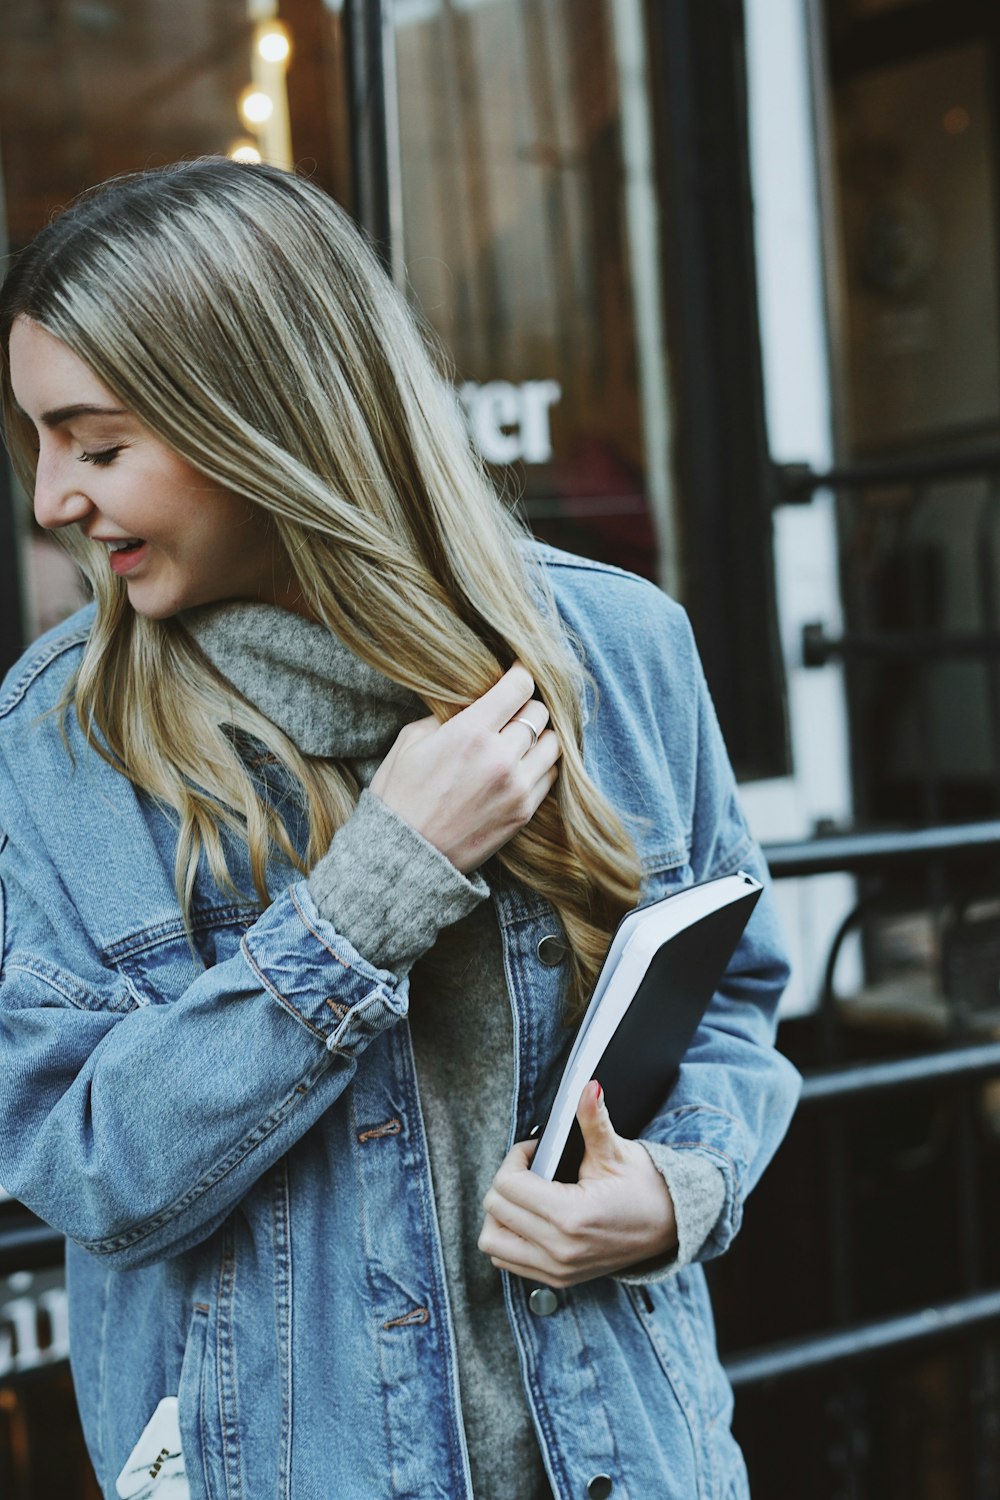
left=106, top=540, right=148, bottom=577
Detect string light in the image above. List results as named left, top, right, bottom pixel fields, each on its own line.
left=257, top=24, right=291, bottom=64
left=239, top=87, right=274, bottom=127
left=229, top=141, right=263, bottom=164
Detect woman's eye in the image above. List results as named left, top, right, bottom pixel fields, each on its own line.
left=78, top=446, right=123, bottom=467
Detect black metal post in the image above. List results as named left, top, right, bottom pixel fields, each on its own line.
left=344, top=0, right=394, bottom=272
left=645, top=0, right=787, bottom=782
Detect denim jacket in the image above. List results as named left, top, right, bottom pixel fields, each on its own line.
left=0, top=544, right=800, bottom=1500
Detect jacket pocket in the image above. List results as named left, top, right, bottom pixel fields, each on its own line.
left=622, top=1281, right=705, bottom=1484
left=177, top=1302, right=215, bottom=1500
left=3, top=950, right=141, bottom=1014
left=624, top=1272, right=744, bottom=1500
left=105, top=906, right=257, bottom=1006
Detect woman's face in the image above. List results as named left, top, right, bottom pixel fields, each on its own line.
left=8, top=316, right=305, bottom=620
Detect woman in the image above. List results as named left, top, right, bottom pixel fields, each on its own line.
left=0, top=159, right=799, bottom=1499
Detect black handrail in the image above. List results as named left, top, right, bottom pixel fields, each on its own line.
left=0, top=1218, right=63, bottom=1275
left=803, top=624, right=1000, bottom=666
left=778, top=449, right=1000, bottom=501
left=762, top=819, right=1000, bottom=878
left=725, top=1289, right=1000, bottom=1389
left=799, top=1040, right=1000, bottom=1105
left=718, top=816, right=1000, bottom=1408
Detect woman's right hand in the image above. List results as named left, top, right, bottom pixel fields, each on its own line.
left=368, top=664, right=562, bottom=874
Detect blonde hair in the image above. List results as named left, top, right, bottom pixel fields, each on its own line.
left=0, top=159, right=641, bottom=1018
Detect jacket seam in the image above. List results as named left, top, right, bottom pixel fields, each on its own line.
left=0, top=621, right=91, bottom=720
left=81, top=1066, right=328, bottom=1255
left=5, top=954, right=132, bottom=1013
left=652, top=1104, right=747, bottom=1130
left=524, top=540, right=665, bottom=588
left=287, top=884, right=352, bottom=970
left=102, top=904, right=258, bottom=962
left=238, top=942, right=332, bottom=1042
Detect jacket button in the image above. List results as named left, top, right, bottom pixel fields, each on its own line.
left=536, top=934, right=566, bottom=966
left=587, top=1477, right=613, bottom=1499
left=528, top=1287, right=558, bottom=1316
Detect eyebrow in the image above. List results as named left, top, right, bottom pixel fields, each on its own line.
left=39, top=403, right=129, bottom=429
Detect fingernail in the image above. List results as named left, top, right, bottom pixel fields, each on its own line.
left=594, top=1080, right=603, bottom=1104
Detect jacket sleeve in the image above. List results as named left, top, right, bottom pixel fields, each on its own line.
left=634, top=605, right=801, bottom=1265
left=0, top=755, right=483, bottom=1271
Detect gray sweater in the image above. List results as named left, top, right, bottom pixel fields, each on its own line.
left=182, top=603, right=725, bottom=1500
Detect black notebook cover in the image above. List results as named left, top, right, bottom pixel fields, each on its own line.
left=550, top=881, right=761, bottom=1183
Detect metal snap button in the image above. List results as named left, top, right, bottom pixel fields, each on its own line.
left=536, top=934, right=566, bottom=966
left=528, top=1287, right=558, bottom=1317
left=586, top=1476, right=613, bottom=1499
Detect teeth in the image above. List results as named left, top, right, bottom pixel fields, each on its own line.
left=106, top=539, right=141, bottom=552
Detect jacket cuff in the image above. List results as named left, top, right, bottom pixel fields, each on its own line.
left=614, top=1143, right=726, bottom=1286
left=306, top=786, right=489, bottom=975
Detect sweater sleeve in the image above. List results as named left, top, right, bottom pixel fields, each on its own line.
left=306, top=787, right=489, bottom=975
left=614, top=1142, right=726, bottom=1285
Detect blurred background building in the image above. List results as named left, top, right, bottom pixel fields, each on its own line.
left=2, top=0, right=1000, bottom=1495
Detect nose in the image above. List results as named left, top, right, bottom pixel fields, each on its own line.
left=33, top=451, right=95, bottom=532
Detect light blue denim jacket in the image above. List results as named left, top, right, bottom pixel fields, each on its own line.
left=0, top=544, right=799, bottom=1500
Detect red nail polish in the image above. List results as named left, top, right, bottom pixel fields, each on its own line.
left=594, top=1081, right=603, bottom=1103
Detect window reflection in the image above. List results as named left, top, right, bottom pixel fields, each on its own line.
left=392, top=0, right=668, bottom=583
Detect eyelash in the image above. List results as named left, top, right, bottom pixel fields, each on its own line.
left=78, top=446, right=124, bottom=467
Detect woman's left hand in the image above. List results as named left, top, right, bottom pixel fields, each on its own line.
left=478, top=1081, right=678, bottom=1287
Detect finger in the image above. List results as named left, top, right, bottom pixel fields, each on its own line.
left=482, top=1185, right=563, bottom=1247
left=499, top=700, right=550, bottom=755
left=519, top=727, right=562, bottom=774
left=478, top=1215, right=564, bottom=1280
left=513, top=739, right=563, bottom=822
left=576, top=1080, right=624, bottom=1165
left=457, top=662, right=536, bottom=733
left=491, top=1153, right=575, bottom=1217
left=496, top=1138, right=538, bottom=1174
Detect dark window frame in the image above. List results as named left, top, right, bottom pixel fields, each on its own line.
left=644, top=0, right=789, bottom=781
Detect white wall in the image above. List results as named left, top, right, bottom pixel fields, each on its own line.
left=742, top=0, right=859, bottom=1016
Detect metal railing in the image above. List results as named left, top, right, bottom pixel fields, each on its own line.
left=713, top=816, right=1000, bottom=1500
left=777, top=450, right=1000, bottom=830
left=731, top=440, right=1000, bottom=1495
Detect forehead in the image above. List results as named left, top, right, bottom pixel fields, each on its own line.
left=9, top=317, right=114, bottom=411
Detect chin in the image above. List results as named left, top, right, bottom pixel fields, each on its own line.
left=124, top=585, right=193, bottom=620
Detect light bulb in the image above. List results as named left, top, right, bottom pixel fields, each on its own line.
left=240, top=89, right=274, bottom=127
left=258, top=27, right=291, bottom=64
left=229, top=142, right=263, bottom=164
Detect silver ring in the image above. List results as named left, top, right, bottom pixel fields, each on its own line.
left=512, top=715, right=539, bottom=751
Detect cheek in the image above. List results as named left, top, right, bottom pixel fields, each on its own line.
left=225, top=502, right=280, bottom=561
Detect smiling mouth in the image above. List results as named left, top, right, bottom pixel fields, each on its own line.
left=105, top=538, right=149, bottom=578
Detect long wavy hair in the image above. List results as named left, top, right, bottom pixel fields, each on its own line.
left=0, top=158, right=642, bottom=1019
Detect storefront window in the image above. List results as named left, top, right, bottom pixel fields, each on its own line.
left=390, top=0, right=677, bottom=587
left=824, top=5, right=1000, bottom=820
left=834, top=42, right=1000, bottom=452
